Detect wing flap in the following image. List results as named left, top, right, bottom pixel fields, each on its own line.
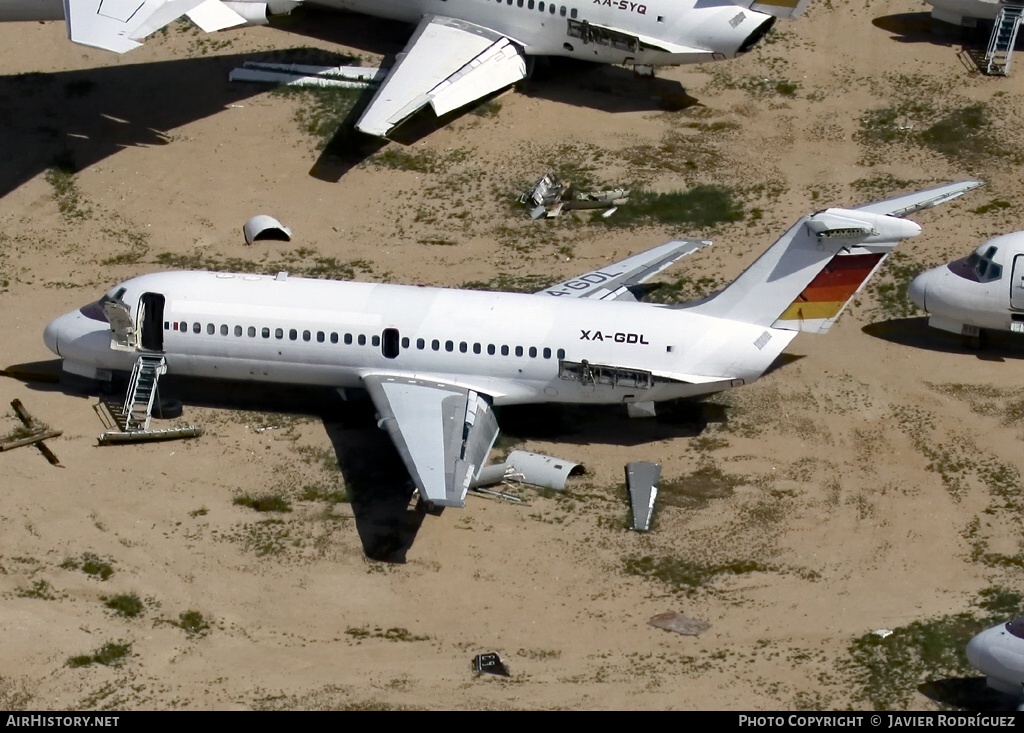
left=355, top=15, right=526, bottom=138
left=539, top=240, right=710, bottom=301
left=362, top=375, right=499, bottom=508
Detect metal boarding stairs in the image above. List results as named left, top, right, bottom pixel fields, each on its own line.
left=121, top=354, right=167, bottom=432
left=985, top=4, right=1024, bottom=75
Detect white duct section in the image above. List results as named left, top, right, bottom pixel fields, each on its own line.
left=473, top=451, right=583, bottom=492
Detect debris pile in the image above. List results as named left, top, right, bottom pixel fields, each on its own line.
left=1, top=399, right=61, bottom=466
left=520, top=173, right=629, bottom=219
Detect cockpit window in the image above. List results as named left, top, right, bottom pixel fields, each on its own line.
left=1006, top=617, right=1024, bottom=639
left=970, top=244, right=1002, bottom=283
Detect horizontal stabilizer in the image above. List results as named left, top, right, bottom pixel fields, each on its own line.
left=64, top=0, right=206, bottom=52
left=539, top=240, right=710, bottom=301
left=853, top=180, right=985, bottom=218
left=682, top=182, right=981, bottom=331
left=743, top=0, right=810, bottom=20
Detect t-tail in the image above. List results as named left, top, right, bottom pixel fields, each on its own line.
left=681, top=181, right=985, bottom=334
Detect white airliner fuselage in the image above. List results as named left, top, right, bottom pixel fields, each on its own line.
left=0, top=0, right=779, bottom=63
left=324, top=0, right=776, bottom=65
left=44, top=270, right=781, bottom=406
left=909, top=232, right=1024, bottom=344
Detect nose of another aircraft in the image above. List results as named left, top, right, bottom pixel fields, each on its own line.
left=43, top=317, right=62, bottom=356
left=967, top=626, right=994, bottom=671
left=908, top=271, right=929, bottom=311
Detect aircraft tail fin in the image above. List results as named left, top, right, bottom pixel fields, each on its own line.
left=682, top=181, right=983, bottom=334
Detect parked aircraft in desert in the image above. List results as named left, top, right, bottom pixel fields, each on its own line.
left=0, top=0, right=808, bottom=137
left=42, top=181, right=981, bottom=508
left=908, top=230, right=1024, bottom=348
left=968, top=617, right=1024, bottom=709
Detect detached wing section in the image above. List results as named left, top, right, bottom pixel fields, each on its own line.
left=355, top=15, right=527, bottom=138
left=539, top=240, right=710, bottom=301
left=362, top=375, right=500, bottom=508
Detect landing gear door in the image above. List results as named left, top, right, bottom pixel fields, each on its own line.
left=101, top=296, right=138, bottom=352
left=1012, top=255, right=1024, bottom=310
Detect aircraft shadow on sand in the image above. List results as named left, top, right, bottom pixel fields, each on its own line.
left=871, top=11, right=1011, bottom=72
left=0, top=46, right=383, bottom=201
left=872, top=11, right=990, bottom=46
left=863, top=318, right=1024, bottom=362
left=3, top=361, right=425, bottom=561
left=919, top=676, right=1019, bottom=711
left=4, top=361, right=728, bottom=561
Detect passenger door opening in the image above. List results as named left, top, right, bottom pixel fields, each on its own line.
left=139, top=293, right=165, bottom=352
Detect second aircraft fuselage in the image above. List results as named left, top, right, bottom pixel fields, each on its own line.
left=325, top=0, right=774, bottom=63
left=0, top=0, right=774, bottom=65
left=44, top=270, right=794, bottom=407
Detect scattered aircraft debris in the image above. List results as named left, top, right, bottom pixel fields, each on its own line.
left=2, top=399, right=62, bottom=466
left=472, top=652, right=510, bottom=677
left=243, top=215, right=293, bottom=245
left=229, top=62, right=387, bottom=89
left=648, top=612, right=711, bottom=636
left=872, top=629, right=894, bottom=639
left=473, top=450, right=583, bottom=492
left=520, top=173, right=629, bottom=219
left=625, top=461, right=661, bottom=531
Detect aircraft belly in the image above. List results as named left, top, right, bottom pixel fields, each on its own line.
left=315, top=0, right=423, bottom=22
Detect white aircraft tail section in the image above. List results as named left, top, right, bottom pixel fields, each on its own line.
left=62, top=0, right=297, bottom=53
left=683, top=181, right=984, bottom=333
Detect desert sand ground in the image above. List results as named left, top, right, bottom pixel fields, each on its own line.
left=2, top=0, right=1024, bottom=711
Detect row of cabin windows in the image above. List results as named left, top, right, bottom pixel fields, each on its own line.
left=167, top=321, right=567, bottom=360
left=496, top=0, right=576, bottom=17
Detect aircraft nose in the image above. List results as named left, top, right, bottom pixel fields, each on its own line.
left=908, top=272, right=928, bottom=312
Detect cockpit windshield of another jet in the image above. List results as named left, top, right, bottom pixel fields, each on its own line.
left=909, top=231, right=1024, bottom=347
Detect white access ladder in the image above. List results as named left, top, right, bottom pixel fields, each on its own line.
left=121, top=354, right=167, bottom=432
left=985, top=4, right=1024, bottom=75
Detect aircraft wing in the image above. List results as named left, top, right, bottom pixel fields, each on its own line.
left=355, top=15, right=527, bottom=138
left=854, top=180, right=985, bottom=218
left=362, top=375, right=500, bottom=508
left=538, top=240, right=710, bottom=301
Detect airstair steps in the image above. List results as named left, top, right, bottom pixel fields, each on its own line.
left=121, top=354, right=167, bottom=432
left=985, top=4, right=1024, bottom=75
